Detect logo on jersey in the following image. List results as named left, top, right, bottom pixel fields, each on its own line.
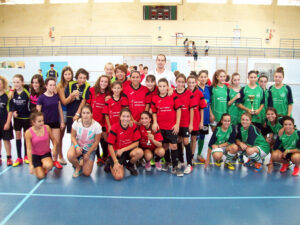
left=280, top=93, right=286, bottom=98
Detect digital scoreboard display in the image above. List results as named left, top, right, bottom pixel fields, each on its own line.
left=143, top=6, right=177, bottom=20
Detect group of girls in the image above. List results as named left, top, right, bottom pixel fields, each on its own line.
left=0, top=63, right=299, bottom=180
left=205, top=67, right=299, bottom=176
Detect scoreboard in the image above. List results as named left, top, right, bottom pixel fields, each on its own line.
left=143, top=6, right=177, bottom=20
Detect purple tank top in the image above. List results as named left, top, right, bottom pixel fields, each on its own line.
left=29, top=125, right=51, bottom=156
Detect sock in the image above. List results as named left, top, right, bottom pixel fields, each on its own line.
left=165, top=149, right=171, bottom=163
left=177, top=142, right=184, bottom=163
left=185, top=144, right=193, bottom=165
left=100, top=139, right=108, bottom=159
left=0, top=154, right=1, bottom=159
left=16, top=139, right=22, bottom=158
left=7, top=155, right=12, bottom=159
left=225, top=152, right=236, bottom=163
left=171, top=149, right=178, bottom=168
left=24, top=141, right=27, bottom=157
left=95, top=145, right=101, bottom=159
left=249, top=152, right=262, bottom=163
left=155, top=155, right=162, bottom=162
left=197, top=135, right=205, bottom=155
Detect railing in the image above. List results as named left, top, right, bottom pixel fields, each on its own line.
left=171, top=36, right=262, bottom=48
left=0, top=36, right=43, bottom=47
left=1, top=45, right=299, bottom=58
left=60, top=35, right=153, bottom=46
left=280, top=38, right=300, bottom=49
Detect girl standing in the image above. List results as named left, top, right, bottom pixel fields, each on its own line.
left=227, top=73, right=242, bottom=126
left=258, top=75, right=269, bottom=131
left=25, top=112, right=56, bottom=179
left=37, top=77, right=65, bottom=169
left=29, top=74, right=45, bottom=112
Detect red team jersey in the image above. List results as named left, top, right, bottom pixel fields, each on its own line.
left=118, top=77, right=131, bottom=89
left=174, top=89, right=197, bottom=128
left=87, top=87, right=106, bottom=127
left=139, top=125, right=163, bottom=151
left=103, top=95, right=129, bottom=128
left=151, top=92, right=182, bottom=130
left=107, top=123, right=141, bottom=151
left=123, top=84, right=151, bottom=122
left=147, top=86, right=158, bottom=103
left=191, top=88, right=207, bottom=131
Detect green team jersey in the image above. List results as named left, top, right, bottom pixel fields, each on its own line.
left=258, top=89, right=269, bottom=124
left=210, top=85, right=228, bottom=122
left=227, top=88, right=242, bottom=125
left=237, top=124, right=270, bottom=154
left=208, top=125, right=236, bottom=149
left=236, top=85, right=265, bottom=124
left=266, top=117, right=283, bottom=135
left=274, top=130, right=300, bottom=151
left=268, top=84, right=293, bottom=116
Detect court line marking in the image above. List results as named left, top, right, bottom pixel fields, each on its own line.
left=0, top=179, right=44, bottom=225
left=0, top=192, right=300, bottom=200
left=0, top=167, right=12, bottom=176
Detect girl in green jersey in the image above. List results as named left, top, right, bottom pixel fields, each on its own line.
left=236, top=113, right=270, bottom=172
left=237, top=71, right=265, bottom=131
left=271, top=116, right=300, bottom=176
left=227, top=73, right=242, bottom=126
left=205, top=114, right=238, bottom=170
left=258, top=75, right=269, bottom=135
left=210, top=69, right=228, bottom=132
left=268, top=67, right=293, bottom=117
left=264, top=108, right=283, bottom=147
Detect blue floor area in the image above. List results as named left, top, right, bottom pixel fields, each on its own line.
left=1, top=85, right=300, bottom=225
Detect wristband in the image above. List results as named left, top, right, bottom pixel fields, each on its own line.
left=74, top=144, right=79, bottom=149
left=75, top=113, right=80, bottom=117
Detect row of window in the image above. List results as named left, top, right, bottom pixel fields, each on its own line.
left=1, top=0, right=299, bottom=6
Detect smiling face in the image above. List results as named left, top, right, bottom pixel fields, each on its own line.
left=112, top=83, right=122, bottom=96
left=104, top=65, right=114, bottom=78
left=31, top=78, right=40, bottom=92
left=266, top=110, right=276, bottom=123
left=120, top=111, right=131, bottom=127
left=81, top=107, right=92, bottom=122
left=46, top=80, right=56, bottom=93
left=283, top=119, right=294, bottom=134
left=99, top=77, right=109, bottom=91
left=116, top=69, right=126, bottom=81
left=248, top=73, right=258, bottom=85
left=274, top=72, right=284, bottom=85
left=221, top=115, right=231, bottom=130
left=198, top=72, right=208, bottom=86
left=176, top=77, right=185, bottom=91
left=63, top=70, right=73, bottom=83
left=241, top=114, right=251, bottom=129
left=77, top=73, right=87, bottom=86
left=145, top=79, right=156, bottom=91
left=32, top=115, right=44, bottom=129
left=217, top=72, right=226, bottom=85
left=156, top=55, right=166, bottom=70
left=158, top=81, right=168, bottom=95
left=13, top=77, right=23, bottom=91
left=130, top=72, right=141, bottom=87
left=140, top=113, right=151, bottom=127
left=187, top=77, right=197, bottom=91
left=231, top=75, right=240, bottom=86
left=258, top=77, right=268, bottom=90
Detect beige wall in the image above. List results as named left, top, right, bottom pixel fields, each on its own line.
left=1, top=0, right=300, bottom=47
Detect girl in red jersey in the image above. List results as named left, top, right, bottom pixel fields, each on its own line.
left=107, top=108, right=143, bottom=180
left=87, top=75, right=111, bottom=166
left=152, top=78, right=182, bottom=177
left=139, top=111, right=165, bottom=171
left=103, top=81, right=129, bottom=132
left=174, top=74, right=196, bottom=174
left=123, top=71, right=151, bottom=125
left=187, top=75, right=207, bottom=162
left=115, top=65, right=131, bottom=89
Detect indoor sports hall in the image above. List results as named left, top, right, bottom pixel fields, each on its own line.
left=1, top=1, right=300, bottom=225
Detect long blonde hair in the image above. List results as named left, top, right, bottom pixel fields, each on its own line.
left=0, top=75, right=8, bottom=91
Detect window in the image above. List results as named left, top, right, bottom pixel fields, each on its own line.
left=278, top=0, right=300, bottom=6
left=140, top=0, right=180, bottom=2
left=186, top=0, right=227, bottom=3
left=50, top=0, right=88, bottom=3
left=95, top=0, right=133, bottom=2
left=0, top=0, right=43, bottom=4
left=232, top=0, right=272, bottom=5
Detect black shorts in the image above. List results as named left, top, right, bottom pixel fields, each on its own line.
left=199, top=124, right=209, bottom=135
left=45, top=122, right=60, bottom=129
left=161, top=129, right=177, bottom=144
left=109, top=149, right=132, bottom=167
left=32, top=152, right=52, bottom=168
left=102, top=127, right=107, bottom=132
left=13, top=118, right=30, bottom=131
left=178, top=127, right=190, bottom=138
left=284, top=153, right=293, bottom=161
left=0, top=122, right=14, bottom=141
left=66, top=117, right=73, bottom=133
left=191, top=130, right=200, bottom=136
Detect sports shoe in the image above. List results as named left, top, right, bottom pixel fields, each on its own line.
left=280, top=163, right=289, bottom=173
left=126, top=164, right=138, bottom=176
left=96, top=158, right=105, bottom=166
left=155, top=162, right=162, bottom=171
left=72, top=168, right=82, bottom=178
left=244, top=159, right=255, bottom=167
left=24, top=156, right=29, bottom=164
left=197, top=155, right=205, bottom=163
left=254, top=162, right=263, bottom=172
left=176, top=167, right=184, bottom=177
left=7, top=158, right=13, bottom=166
left=238, top=154, right=244, bottom=163
left=58, top=158, right=67, bottom=165
left=292, top=166, right=299, bottom=176
left=177, top=161, right=184, bottom=169
left=145, top=161, right=151, bottom=172
left=150, top=158, right=155, bottom=166
left=215, top=160, right=221, bottom=167
left=161, top=162, right=171, bottom=172
left=184, top=164, right=193, bottom=174
left=13, top=158, right=23, bottom=167
left=53, top=161, right=63, bottom=169
left=225, top=162, right=235, bottom=170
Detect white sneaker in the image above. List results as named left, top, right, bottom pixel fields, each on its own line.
left=184, top=164, right=193, bottom=174
left=58, top=158, right=67, bottom=165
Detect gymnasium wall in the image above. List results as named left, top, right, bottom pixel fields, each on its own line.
left=1, top=1, right=300, bottom=48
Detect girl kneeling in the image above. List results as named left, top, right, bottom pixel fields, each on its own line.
left=67, top=105, right=101, bottom=178
left=205, top=114, right=238, bottom=170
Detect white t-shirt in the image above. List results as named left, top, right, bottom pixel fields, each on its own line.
left=144, top=68, right=176, bottom=87
left=72, top=119, right=102, bottom=150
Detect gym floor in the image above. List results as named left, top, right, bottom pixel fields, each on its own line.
left=1, top=85, right=300, bottom=225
